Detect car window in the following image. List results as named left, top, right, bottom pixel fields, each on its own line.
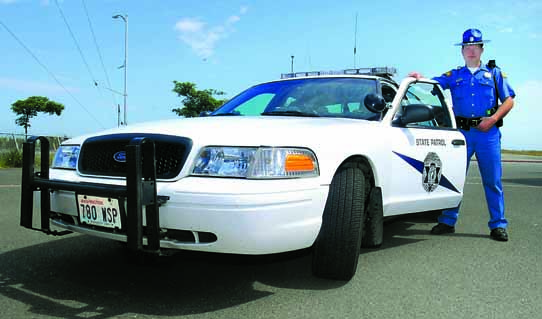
left=234, top=93, right=274, bottom=115
left=213, top=78, right=382, bottom=120
left=397, top=82, right=453, bottom=128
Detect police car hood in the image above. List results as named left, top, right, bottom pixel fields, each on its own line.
left=66, top=116, right=380, bottom=147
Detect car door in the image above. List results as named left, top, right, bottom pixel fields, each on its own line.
left=383, top=78, right=466, bottom=216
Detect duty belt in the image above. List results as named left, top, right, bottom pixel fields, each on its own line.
left=455, top=116, right=482, bottom=130
left=455, top=106, right=503, bottom=131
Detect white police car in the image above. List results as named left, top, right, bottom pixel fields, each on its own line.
left=20, top=67, right=466, bottom=280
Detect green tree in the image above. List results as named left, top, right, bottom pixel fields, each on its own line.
left=11, top=96, right=65, bottom=137
left=171, top=81, right=227, bottom=117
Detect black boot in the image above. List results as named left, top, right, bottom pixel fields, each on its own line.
left=490, top=228, right=509, bottom=241
left=430, top=223, right=455, bottom=235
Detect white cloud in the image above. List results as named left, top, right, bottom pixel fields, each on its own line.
left=174, top=6, right=248, bottom=59
left=175, top=18, right=205, bottom=33
left=227, top=15, right=241, bottom=24
left=497, top=27, right=513, bottom=33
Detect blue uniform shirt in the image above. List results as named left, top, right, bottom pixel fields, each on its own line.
left=432, top=63, right=516, bottom=118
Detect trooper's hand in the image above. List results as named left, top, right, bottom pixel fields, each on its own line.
left=408, top=71, right=424, bottom=79
left=477, top=116, right=497, bottom=132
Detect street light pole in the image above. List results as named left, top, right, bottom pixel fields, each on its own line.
left=291, top=55, right=294, bottom=73
left=113, top=14, right=128, bottom=126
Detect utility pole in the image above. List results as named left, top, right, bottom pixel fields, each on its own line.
left=291, top=55, right=294, bottom=73
left=113, top=14, right=128, bottom=126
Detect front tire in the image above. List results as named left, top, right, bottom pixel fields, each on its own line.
left=312, top=163, right=365, bottom=280
left=361, top=187, right=384, bottom=248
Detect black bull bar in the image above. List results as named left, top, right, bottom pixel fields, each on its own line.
left=20, top=136, right=164, bottom=253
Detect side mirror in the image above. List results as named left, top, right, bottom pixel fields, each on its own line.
left=392, top=104, right=435, bottom=126
left=364, top=93, right=386, bottom=113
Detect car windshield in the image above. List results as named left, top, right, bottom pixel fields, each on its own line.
left=212, top=77, right=382, bottom=120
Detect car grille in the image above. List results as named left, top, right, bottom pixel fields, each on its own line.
left=78, top=134, right=192, bottom=179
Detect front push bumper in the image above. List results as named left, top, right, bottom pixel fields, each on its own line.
left=20, top=136, right=164, bottom=254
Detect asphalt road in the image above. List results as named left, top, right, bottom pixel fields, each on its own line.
left=1, top=158, right=541, bottom=319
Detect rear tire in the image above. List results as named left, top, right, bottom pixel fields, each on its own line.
left=312, top=163, right=365, bottom=280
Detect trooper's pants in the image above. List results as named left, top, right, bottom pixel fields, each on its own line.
left=438, top=126, right=507, bottom=230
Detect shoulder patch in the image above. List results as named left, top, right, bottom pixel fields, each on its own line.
left=444, top=71, right=452, bottom=77
left=501, top=71, right=507, bottom=78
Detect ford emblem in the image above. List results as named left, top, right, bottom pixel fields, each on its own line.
left=113, top=151, right=127, bottom=163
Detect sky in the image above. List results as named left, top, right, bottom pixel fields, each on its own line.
left=1, top=0, right=541, bottom=150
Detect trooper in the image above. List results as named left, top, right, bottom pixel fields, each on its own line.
left=409, top=28, right=515, bottom=241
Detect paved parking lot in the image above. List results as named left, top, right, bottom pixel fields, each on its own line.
left=1, top=158, right=541, bottom=319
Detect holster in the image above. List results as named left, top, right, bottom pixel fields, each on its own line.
left=486, top=106, right=503, bottom=127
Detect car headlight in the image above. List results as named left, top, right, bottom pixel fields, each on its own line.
left=192, top=146, right=319, bottom=179
left=52, top=145, right=80, bottom=170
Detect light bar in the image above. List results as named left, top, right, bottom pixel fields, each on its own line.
left=280, top=67, right=397, bottom=79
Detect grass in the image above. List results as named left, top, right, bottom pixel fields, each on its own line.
left=0, top=149, right=22, bottom=168
left=0, top=150, right=54, bottom=169
left=502, top=149, right=542, bottom=157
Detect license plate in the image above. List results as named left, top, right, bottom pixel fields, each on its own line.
left=77, top=195, right=122, bottom=229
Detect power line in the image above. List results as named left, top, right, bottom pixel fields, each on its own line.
left=0, top=20, right=105, bottom=129
left=54, top=0, right=113, bottom=127
left=81, top=0, right=117, bottom=108
left=54, top=0, right=98, bottom=87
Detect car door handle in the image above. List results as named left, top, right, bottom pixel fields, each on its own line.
left=452, top=139, right=465, bottom=146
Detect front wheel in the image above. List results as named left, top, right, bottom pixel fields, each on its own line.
left=361, top=187, right=384, bottom=248
left=312, top=163, right=365, bottom=280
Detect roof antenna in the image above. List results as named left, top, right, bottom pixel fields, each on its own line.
left=353, top=12, right=358, bottom=68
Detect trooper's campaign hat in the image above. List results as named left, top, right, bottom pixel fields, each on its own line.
left=455, top=28, right=491, bottom=46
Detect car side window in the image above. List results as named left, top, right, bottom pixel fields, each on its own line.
left=398, top=82, right=453, bottom=129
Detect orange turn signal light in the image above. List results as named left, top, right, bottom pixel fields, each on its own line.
left=285, top=154, right=315, bottom=172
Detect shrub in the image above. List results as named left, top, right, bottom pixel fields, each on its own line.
left=0, top=149, right=23, bottom=168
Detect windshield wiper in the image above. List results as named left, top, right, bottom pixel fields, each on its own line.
left=261, top=110, right=320, bottom=117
